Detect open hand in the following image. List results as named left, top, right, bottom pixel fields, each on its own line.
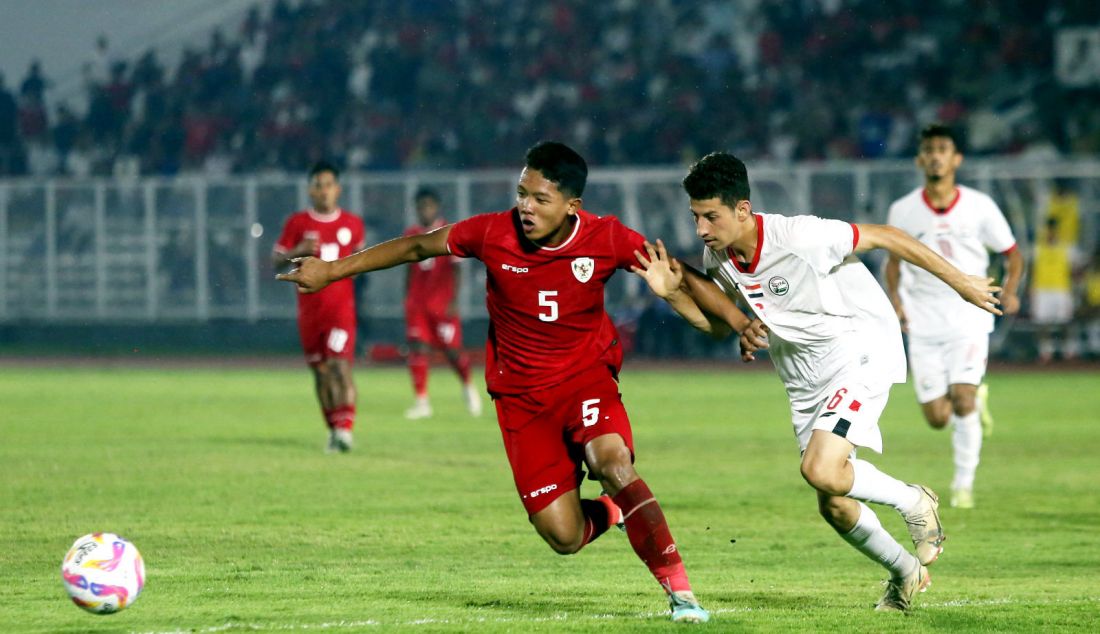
left=956, top=275, right=1003, bottom=316
left=630, top=239, right=683, bottom=299
left=275, top=256, right=333, bottom=293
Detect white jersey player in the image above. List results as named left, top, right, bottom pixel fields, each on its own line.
left=630, top=152, right=1002, bottom=614
left=885, top=124, right=1024, bottom=510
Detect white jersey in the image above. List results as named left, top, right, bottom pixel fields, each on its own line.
left=887, top=185, right=1016, bottom=340
left=703, top=213, right=906, bottom=409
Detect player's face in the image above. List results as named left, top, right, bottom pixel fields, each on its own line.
left=515, top=168, right=580, bottom=246
left=415, top=196, right=440, bottom=225
left=690, top=197, right=751, bottom=250
left=308, top=172, right=341, bottom=212
left=916, top=137, right=962, bottom=182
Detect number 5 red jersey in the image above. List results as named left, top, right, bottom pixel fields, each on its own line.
left=446, top=209, right=645, bottom=395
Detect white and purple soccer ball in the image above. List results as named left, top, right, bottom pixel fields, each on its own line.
left=61, top=532, right=145, bottom=614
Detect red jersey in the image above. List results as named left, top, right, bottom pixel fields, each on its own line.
left=275, top=208, right=366, bottom=321
left=446, top=209, right=646, bottom=395
left=403, top=218, right=457, bottom=314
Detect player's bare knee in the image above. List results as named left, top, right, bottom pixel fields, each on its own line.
left=587, top=446, right=635, bottom=489
left=950, top=395, right=976, bottom=416
left=534, top=523, right=583, bottom=555
left=800, top=460, right=846, bottom=496
left=926, top=414, right=950, bottom=429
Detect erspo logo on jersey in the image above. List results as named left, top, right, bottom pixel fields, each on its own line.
left=501, top=263, right=529, bottom=274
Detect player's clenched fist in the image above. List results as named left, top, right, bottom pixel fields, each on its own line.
left=276, top=256, right=333, bottom=293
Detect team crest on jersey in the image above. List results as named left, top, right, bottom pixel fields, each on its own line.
left=768, top=276, right=789, bottom=295
left=337, top=227, right=352, bottom=246
left=571, top=257, right=595, bottom=283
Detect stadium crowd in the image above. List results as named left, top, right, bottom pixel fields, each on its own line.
left=0, top=0, right=1098, bottom=178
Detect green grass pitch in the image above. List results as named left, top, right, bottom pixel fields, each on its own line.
left=3, top=364, right=1099, bottom=632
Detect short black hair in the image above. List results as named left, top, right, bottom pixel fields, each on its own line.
left=919, top=123, right=961, bottom=150
left=524, top=141, right=587, bottom=198
left=682, top=152, right=750, bottom=207
left=414, top=186, right=440, bottom=203
left=309, top=160, right=340, bottom=180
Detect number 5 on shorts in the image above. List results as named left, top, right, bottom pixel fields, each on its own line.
left=582, top=398, right=601, bottom=427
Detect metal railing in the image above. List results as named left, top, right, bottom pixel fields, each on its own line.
left=2, top=159, right=1098, bottom=329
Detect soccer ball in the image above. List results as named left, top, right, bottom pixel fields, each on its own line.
left=61, top=533, right=145, bottom=614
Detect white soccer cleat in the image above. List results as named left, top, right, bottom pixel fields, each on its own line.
left=404, top=398, right=433, bottom=420
left=875, top=565, right=930, bottom=612
left=902, top=485, right=945, bottom=565
left=669, top=591, right=710, bottom=623
left=331, top=428, right=353, bottom=453
left=463, top=384, right=482, bottom=416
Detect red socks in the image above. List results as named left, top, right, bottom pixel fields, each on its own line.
left=612, top=479, right=692, bottom=594
left=408, top=351, right=429, bottom=397
left=579, top=495, right=618, bottom=547
left=325, top=404, right=356, bottom=431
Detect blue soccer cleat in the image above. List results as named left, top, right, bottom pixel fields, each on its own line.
left=669, top=591, right=710, bottom=624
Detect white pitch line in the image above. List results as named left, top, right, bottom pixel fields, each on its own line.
left=130, top=596, right=1100, bottom=634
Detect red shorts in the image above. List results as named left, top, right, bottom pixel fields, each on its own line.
left=298, top=313, right=357, bottom=366
left=406, top=308, right=462, bottom=349
left=493, top=364, right=635, bottom=515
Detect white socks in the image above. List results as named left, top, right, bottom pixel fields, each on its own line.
left=846, top=458, right=921, bottom=514
left=841, top=502, right=920, bottom=579
left=951, top=410, right=982, bottom=490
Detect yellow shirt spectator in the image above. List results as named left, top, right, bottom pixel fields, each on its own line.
left=1047, top=189, right=1079, bottom=244
left=1032, top=241, right=1073, bottom=292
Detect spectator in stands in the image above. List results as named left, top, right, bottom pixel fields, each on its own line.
left=1031, top=218, right=1081, bottom=362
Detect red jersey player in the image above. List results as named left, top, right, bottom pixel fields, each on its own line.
left=402, top=187, right=481, bottom=419
left=273, top=161, right=365, bottom=453
left=278, top=142, right=710, bottom=623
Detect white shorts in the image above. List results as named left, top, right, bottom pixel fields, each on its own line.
left=908, top=334, right=989, bottom=403
left=792, top=380, right=890, bottom=455
left=1031, top=290, right=1073, bottom=325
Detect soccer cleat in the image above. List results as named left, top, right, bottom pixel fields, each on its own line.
left=331, top=428, right=353, bottom=453
left=463, top=384, right=483, bottom=416
left=669, top=591, right=710, bottom=623
left=875, top=564, right=930, bottom=612
left=977, top=383, right=994, bottom=437
left=404, top=398, right=433, bottom=420
left=325, top=431, right=339, bottom=453
left=902, top=485, right=945, bottom=566
left=951, top=487, right=974, bottom=509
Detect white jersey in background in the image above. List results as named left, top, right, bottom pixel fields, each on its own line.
left=887, top=185, right=1017, bottom=339
left=703, top=213, right=906, bottom=410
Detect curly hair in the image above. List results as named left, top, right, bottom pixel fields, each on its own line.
left=682, top=152, right=750, bottom=207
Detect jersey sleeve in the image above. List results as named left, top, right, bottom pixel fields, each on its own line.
left=446, top=213, right=494, bottom=259
left=787, top=215, right=858, bottom=275
left=274, top=214, right=300, bottom=253
left=609, top=217, right=648, bottom=270
left=979, top=200, right=1017, bottom=254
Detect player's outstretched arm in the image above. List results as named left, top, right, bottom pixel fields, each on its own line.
left=277, top=225, right=453, bottom=293
left=856, top=224, right=1003, bottom=315
left=631, top=240, right=727, bottom=337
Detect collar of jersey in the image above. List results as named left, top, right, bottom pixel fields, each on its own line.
left=308, top=208, right=343, bottom=223
left=727, top=213, right=764, bottom=274
left=921, top=187, right=960, bottom=215
left=537, top=212, right=582, bottom=251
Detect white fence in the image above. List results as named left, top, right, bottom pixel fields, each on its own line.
left=1, top=159, right=1097, bottom=325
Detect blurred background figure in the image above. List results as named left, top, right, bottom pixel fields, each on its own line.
left=1030, top=217, right=1081, bottom=363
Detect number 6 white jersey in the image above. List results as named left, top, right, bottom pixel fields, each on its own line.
left=887, top=185, right=1017, bottom=339
left=703, top=213, right=906, bottom=409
